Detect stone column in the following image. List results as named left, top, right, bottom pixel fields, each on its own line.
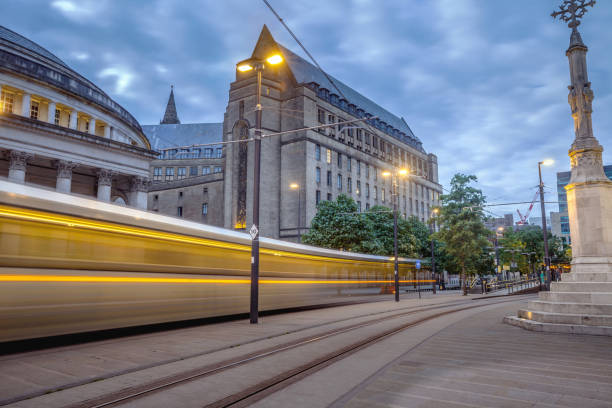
left=8, top=150, right=32, bottom=183
left=128, top=176, right=149, bottom=210
left=89, top=118, right=96, bottom=135
left=563, top=27, right=612, bottom=274
left=97, top=169, right=113, bottom=202
left=69, top=111, right=77, bottom=129
left=55, top=160, right=78, bottom=193
left=21, top=93, right=31, bottom=117
left=47, top=102, right=56, bottom=124
left=104, top=125, right=111, bottom=139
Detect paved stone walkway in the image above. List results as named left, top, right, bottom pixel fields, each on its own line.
left=332, top=301, right=612, bottom=408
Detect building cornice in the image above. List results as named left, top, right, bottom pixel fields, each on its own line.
left=0, top=113, right=158, bottom=159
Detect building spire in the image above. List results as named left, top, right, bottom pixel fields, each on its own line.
left=160, top=85, right=180, bottom=124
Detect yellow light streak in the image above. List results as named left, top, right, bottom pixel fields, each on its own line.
left=0, top=275, right=436, bottom=284
left=0, top=206, right=406, bottom=266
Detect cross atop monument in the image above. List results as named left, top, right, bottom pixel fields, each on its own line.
left=551, top=0, right=596, bottom=29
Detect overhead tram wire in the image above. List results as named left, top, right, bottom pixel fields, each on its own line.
left=261, top=0, right=392, bottom=141
left=155, top=117, right=376, bottom=152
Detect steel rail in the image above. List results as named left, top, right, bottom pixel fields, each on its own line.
left=63, top=296, right=531, bottom=408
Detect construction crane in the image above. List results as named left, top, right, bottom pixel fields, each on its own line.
left=516, top=191, right=539, bottom=225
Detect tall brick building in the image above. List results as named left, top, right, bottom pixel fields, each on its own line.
left=147, top=26, right=442, bottom=241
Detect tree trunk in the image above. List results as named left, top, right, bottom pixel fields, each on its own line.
left=461, top=265, right=467, bottom=296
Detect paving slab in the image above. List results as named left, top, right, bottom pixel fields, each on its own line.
left=253, top=298, right=612, bottom=408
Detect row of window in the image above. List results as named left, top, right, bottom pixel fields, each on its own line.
left=153, top=165, right=223, bottom=181
left=176, top=203, right=208, bottom=218
left=316, top=107, right=430, bottom=179
left=314, top=190, right=431, bottom=219
left=1, top=89, right=103, bottom=134
left=161, top=147, right=223, bottom=160
left=314, top=163, right=439, bottom=203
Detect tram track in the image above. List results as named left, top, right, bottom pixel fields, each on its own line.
left=54, top=295, right=532, bottom=408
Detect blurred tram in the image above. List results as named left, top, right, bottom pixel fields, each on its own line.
left=0, top=180, right=425, bottom=342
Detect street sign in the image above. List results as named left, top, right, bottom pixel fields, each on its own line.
left=249, top=224, right=258, bottom=240
left=416, top=260, right=421, bottom=269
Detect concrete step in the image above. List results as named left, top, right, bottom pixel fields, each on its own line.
left=503, top=315, right=612, bottom=336
left=562, top=272, right=612, bottom=282
left=527, top=300, right=612, bottom=315
left=539, top=291, right=612, bottom=304
left=551, top=281, right=612, bottom=292
left=518, top=309, right=612, bottom=327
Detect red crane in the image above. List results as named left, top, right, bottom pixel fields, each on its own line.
left=516, top=191, right=539, bottom=225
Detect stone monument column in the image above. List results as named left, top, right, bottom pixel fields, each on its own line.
left=128, top=176, right=149, bottom=210
left=563, top=23, right=612, bottom=273
left=55, top=160, right=78, bottom=193
left=505, top=0, right=612, bottom=336
left=96, top=169, right=113, bottom=202
left=8, top=150, right=32, bottom=184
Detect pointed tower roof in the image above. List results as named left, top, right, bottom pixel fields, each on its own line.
left=160, top=85, right=180, bottom=124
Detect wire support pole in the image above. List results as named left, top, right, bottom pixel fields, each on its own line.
left=250, top=67, right=263, bottom=324
left=538, top=162, right=551, bottom=290
left=393, top=175, right=399, bottom=302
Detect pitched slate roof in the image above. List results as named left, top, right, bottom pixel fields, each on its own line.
left=143, top=123, right=223, bottom=151
left=277, top=44, right=422, bottom=148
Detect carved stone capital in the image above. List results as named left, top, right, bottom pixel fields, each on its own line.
left=8, top=150, right=33, bottom=171
left=568, top=147, right=610, bottom=185
left=129, top=176, right=150, bottom=193
left=97, top=169, right=114, bottom=186
left=55, top=160, right=79, bottom=179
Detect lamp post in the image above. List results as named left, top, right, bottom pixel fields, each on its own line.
left=382, top=167, right=408, bottom=302
left=538, top=159, right=554, bottom=290
left=290, top=183, right=301, bottom=242
left=430, top=208, right=439, bottom=294
left=495, top=226, right=504, bottom=278
left=237, top=54, right=284, bottom=324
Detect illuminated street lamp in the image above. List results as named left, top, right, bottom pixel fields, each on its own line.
left=495, top=226, right=504, bottom=276
left=430, top=207, right=439, bottom=294
left=538, top=159, right=554, bottom=289
left=236, top=53, right=284, bottom=324
left=290, top=182, right=301, bottom=242
left=382, top=167, right=409, bottom=301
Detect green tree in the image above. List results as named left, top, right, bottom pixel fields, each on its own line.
left=436, top=174, right=491, bottom=295
left=302, top=195, right=374, bottom=252
left=364, top=206, right=421, bottom=257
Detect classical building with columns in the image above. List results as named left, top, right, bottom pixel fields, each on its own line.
left=0, top=25, right=156, bottom=208
left=145, top=26, right=442, bottom=241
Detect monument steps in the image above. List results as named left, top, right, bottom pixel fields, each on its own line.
left=518, top=309, right=612, bottom=326
left=504, top=315, right=612, bottom=336
left=562, top=272, right=612, bottom=282
left=527, top=299, right=612, bottom=315
left=540, top=291, right=612, bottom=304
left=551, top=281, right=612, bottom=292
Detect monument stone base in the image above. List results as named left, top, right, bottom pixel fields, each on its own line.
left=505, top=181, right=612, bottom=336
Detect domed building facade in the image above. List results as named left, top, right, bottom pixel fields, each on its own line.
left=0, top=25, right=156, bottom=208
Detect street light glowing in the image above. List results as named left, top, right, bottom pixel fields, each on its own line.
left=432, top=208, right=439, bottom=214
left=382, top=171, right=391, bottom=177
left=541, top=159, right=554, bottom=166
left=398, top=169, right=408, bottom=176
left=237, top=63, right=253, bottom=72
left=290, top=183, right=299, bottom=189
left=266, top=54, right=283, bottom=65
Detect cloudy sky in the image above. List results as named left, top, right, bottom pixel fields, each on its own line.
left=4, top=0, right=612, bottom=218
